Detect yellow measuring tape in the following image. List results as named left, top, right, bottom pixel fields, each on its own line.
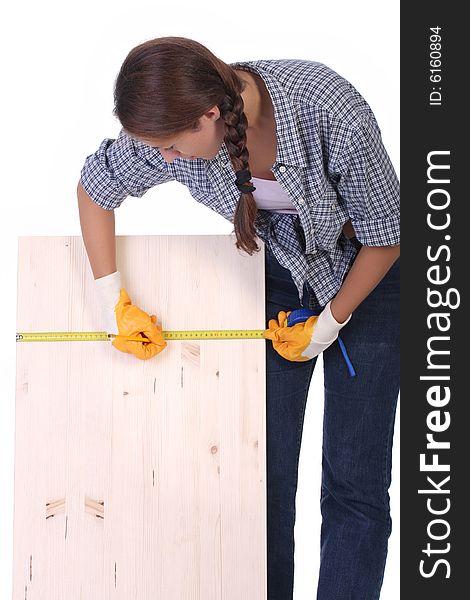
left=16, top=329, right=266, bottom=342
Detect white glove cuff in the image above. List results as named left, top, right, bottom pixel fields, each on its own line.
left=312, top=299, right=352, bottom=344
left=94, top=270, right=122, bottom=309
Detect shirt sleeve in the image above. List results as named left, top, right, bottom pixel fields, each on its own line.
left=331, top=112, right=400, bottom=246
left=79, top=128, right=175, bottom=210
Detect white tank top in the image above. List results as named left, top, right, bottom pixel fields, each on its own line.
left=251, top=176, right=298, bottom=214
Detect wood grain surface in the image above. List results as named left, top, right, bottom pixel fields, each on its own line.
left=14, top=235, right=266, bottom=599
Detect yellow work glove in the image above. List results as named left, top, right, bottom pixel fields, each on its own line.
left=111, top=288, right=167, bottom=360
left=94, top=271, right=167, bottom=360
left=264, top=300, right=352, bottom=362
left=264, top=310, right=318, bottom=362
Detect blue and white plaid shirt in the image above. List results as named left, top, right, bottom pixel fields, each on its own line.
left=80, top=59, right=400, bottom=306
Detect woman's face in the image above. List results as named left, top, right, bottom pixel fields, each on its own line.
left=130, top=106, right=226, bottom=162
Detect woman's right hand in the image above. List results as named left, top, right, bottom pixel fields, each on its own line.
left=94, top=271, right=167, bottom=360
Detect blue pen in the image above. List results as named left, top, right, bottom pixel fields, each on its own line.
left=286, top=308, right=357, bottom=377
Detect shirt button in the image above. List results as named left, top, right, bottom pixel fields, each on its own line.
left=310, top=227, right=315, bottom=235
left=298, top=198, right=305, bottom=205
left=279, top=165, right=287, bottom=173
left=330, top=202, right=337, bottom=210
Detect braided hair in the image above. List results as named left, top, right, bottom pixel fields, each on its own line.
left=113, top=36, right=260, bottom=255
left=218, top=91, right=259, bottom=254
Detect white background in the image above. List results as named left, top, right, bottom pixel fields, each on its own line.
left=0, top=1, right=400, bottom=597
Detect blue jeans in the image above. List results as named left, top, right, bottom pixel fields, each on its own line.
left=265, top=240, right=400, bottom=600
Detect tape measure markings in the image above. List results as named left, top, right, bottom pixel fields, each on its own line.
left=16, top=330, right=266, bottom=342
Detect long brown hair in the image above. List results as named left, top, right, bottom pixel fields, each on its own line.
left=113, top=36, right=260, bottom=255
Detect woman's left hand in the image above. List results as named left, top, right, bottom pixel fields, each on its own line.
left=264, top=299, right=352, bottom=362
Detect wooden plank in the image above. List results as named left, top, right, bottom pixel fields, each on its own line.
left=14, top=235, right=266, bottom=599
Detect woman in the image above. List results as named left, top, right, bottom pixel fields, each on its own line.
left=78, top=36, right=400, bottom=599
